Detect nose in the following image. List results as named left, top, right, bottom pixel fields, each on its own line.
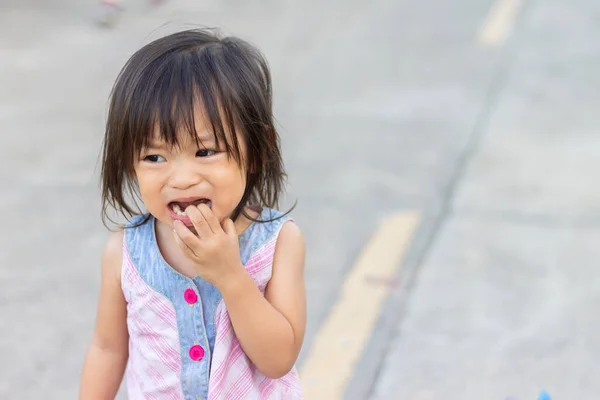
left=168, top=160, right=202, bottom=190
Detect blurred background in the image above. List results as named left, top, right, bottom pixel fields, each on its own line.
left=1, top=0, right=599, bottom=399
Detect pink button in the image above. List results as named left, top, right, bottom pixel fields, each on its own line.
left=189, top=345, right=204, bottom=361
left=184, top=288, right=198, bottom=305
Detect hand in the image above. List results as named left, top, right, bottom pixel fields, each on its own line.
left=172, top=203, right=245, bottom=288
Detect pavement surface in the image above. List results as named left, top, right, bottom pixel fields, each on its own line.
left=1, top=0, right=600, bottom=399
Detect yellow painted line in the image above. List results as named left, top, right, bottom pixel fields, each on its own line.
left=478, top=0, right=523, bottom=46
left=300, top=211, right=420, bottom=400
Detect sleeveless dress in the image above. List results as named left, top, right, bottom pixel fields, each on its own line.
left=120, top=208, right=303, bottom=399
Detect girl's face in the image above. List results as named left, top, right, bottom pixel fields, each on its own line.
left=134, top=112, right=247, bottom=229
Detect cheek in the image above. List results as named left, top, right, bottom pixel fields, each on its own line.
left=212, top=161, right=245, bottom=184
left=211, top=166, right=246, bottom=196
left=135, top=169, right=163, bottom=200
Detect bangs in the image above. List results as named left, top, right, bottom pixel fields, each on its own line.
left=102, top=29, right=283, bottom=228
left=126, top=42, right=257, bottom=165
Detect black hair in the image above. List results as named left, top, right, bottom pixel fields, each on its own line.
left=100, top=29, right=290, bottom=227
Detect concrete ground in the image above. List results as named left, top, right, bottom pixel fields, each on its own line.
left=1, top=0, right=599, bottom=399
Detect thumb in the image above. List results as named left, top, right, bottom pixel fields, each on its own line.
left=223, top=218, right=237, bottom=237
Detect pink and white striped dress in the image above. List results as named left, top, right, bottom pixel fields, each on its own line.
left=121, top=208, right=303, bottom=399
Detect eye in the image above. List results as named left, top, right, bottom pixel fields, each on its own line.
left=196, top=149, right=216, bottom=157
left=143, top=155, right=166, bottom=162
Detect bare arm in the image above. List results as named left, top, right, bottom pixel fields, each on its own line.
left=79, top=230, right=129, bottom=399
left=219, top=221, right=307, bottom=378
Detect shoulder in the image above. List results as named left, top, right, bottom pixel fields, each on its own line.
left=277, top=219, right=304, bottom=247
left=102, top=229, right=125, bottom=282
left=273, top=219, right=305, bottom=268
left=258, top=207, right=302, bottom=245
left=104, top=229, right=124, bottom=259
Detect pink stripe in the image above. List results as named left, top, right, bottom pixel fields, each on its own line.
left=245, top=240, right=274, bottom=266
left=126, top=279, right=180, bottom=366
left=123, top=261, right=177, bottom=323
left=146, top=364, right=169, bottom=396
left=130, top=319, right=174, bottom=372
left=121, top=255, right=179, bottom=346
left=131, top=312, right=180, bottom=372
left=125, top=272, right=178, bottom=329
left=226, top=366, right=253, bottom=398
left=223, top=344, right=245, bottom=378
left=210, top=238, right=277, bottom=396
left=122, top=245, right=183, bottom=399
left=130, top=305, right=179, bottom=365
left=148, top=363, right=180, bottom=400
left=208, top=219, right=304, bottom=399
left=123, top=251, right=177, bottom=323
left=262, top=381, right=276, bottom=399
left=247, top=250, right=272, bottom=269
left=244, top=240, right=276, bottom=275
left=146, top=364, right=163, bottom=388
left=280, top=373, right=297, bottom=388
left=126, top=350, right=143, bottom=397
left=257, top=375, right=273, bottom=395
left=129, top=335, right=174, bottom=400
left=128, top=354, right=159, bottom=400
left=214, top=321, right=231, bottom=347
left=208, top=360, right=226, bottom=390
left=211, top=340, right=245, bottom=389
left=214, top=306, right=233, bottom=347
left=280, top=378, right=292, bottom=389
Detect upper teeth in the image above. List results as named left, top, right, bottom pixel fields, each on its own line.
left=172, top=204, right=186, bottom=216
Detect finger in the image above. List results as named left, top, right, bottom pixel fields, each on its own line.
left=197, top=203, right=222, bottom=233
left=185, top=204, right=212, bottom=237
left=222, top=218, right=237, bottom=238
left=173, top=220, right=199, bottom=257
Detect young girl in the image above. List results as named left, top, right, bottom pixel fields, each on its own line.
left=79, top=29, right=306, bottom=399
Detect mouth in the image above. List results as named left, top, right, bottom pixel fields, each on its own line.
left=168, top=198, right=212, bottom=217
